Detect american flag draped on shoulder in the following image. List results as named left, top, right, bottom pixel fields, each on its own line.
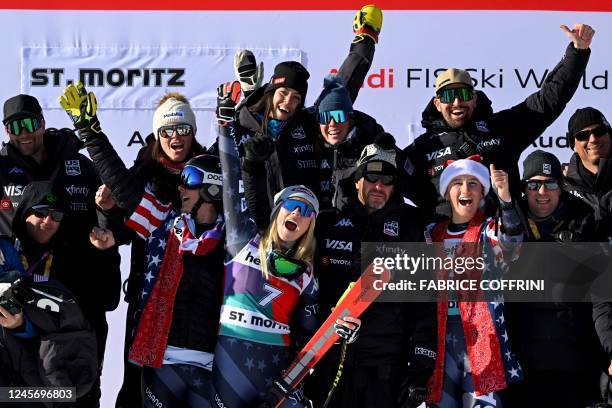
left=125, top=187, right=224, bottom=367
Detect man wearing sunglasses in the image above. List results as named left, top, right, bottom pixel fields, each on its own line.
left=504, top=150, right=610, bottom=407
left=310, top=143, right=436, bottom=408
left=11, top=181, right=121, bottom=407
left=564, top=107, right=612, bottom=221
left=404, top=23, right=595, bottom=219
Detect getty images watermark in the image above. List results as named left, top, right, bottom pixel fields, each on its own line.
left=361, top=242, right=612, bottom=303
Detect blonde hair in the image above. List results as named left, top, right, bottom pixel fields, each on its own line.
left=258, top=207, right=316, bottom=279
left=157, top=92, right=190, bottom=107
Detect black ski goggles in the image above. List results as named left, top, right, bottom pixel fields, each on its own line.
left=573, top=125, right=608, bottom=142
left=319, top=110, right=349, bottom=125
left=5, top=117, right=42, bottom=136
left=437, top=87, right=473, bottom=104
left=281, top=198, right=315, bottom=218
left=30, top=205, right=65, bottom=222
left=364, top=173, right=396, bottom=186
left=525, top=179, right=560, bottom=191
left=158, top=124, right=193, bottom=139
left=267, top=250, right=307, bottom=280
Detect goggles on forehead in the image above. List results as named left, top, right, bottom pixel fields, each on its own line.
left=526, top=179, right=560, bottom=191
left=437, top=87, right=473, bottom=104
left=5, top=117, right=42, bottom=136
left=319, top=110, right=348, bottom=125
left=158, top=124, right=193, bottom=139
left=281, top=198, right=315, bottom=218
left=573, top=125, right=608, bottom=142
left=30, top=205, right=65, bottom=222
left=267, top=250, right=307, bottom=280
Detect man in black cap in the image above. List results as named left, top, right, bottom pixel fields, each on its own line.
left=564, top=107, right=612, bottom=221
left=504, top=150, right=609, bottom=407
left=308, top=143, right=436, bottom=408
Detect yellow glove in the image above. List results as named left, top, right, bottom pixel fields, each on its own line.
left=58, top=82, right=101, bottom=134
left=352, top=4, right=383, bottom=44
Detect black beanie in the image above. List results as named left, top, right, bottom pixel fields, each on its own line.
left=522, top=149, right=562, bottom=181
left=265, top=61, right=310, bottom=100
left=567, top=107, right=611, bottom=149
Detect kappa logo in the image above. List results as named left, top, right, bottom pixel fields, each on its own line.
left=543, top=163, right=551, bottom=175
left=325, top=239, right=353, bottom=251
left=64, top=160, right=81, bottom=176
left=383, top=221, right=399, bottom=237
left=291, top=127, right=307, bottom=140
left=474, top=121, right=490, bottom=132
left=335, top=218, right=354, bottom=227
left=8, top=166, right=24, bottom=174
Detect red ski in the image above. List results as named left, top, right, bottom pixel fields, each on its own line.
left=270, top=264, right=390, bottom=407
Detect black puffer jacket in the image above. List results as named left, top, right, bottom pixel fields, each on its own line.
left=404, top=43, right=591, bottom=217
left=564, top=154, right=612, bottom=220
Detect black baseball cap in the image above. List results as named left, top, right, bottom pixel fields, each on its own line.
left=3, top=94, right=43, bottom=123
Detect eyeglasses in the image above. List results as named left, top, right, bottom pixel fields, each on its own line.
left=5, top=117, right=41, bottom=136
left=30, top=206, right=65, bottom=222
left=364, top=173, right=395, bottom=186
left=437, top=88, right=473, bottom=104
left=526, top=179, right=560, bottom=191
left=281, top=198, right=315, bottom=218
left=158, top=124, right=193, bottom=139
left=267, top=251, right=307, bottom=279
left=573, top=125, right=608, bottom=142
left=319, top=110, right=348, bottom=125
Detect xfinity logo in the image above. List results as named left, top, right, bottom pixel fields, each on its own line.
left=425, top=147, right=452, bottom=161
left=477, top=138, right=500, bottom=150
left=293, top=144, right=314, bottom=154
left=31, top=68, right=185, bottom=87
left=325, top=239, right=353, bottom=251
left=65, top=185, right=89, bottom=196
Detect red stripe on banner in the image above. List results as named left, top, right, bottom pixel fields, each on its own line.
left=5, top=0, right=612, bottom=11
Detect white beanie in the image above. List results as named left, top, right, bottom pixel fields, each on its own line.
left=152, top=97, right=197, bottom=139
left=439, top=158, right=490, bottom=197
left=271, top=185, right=319, bottom=219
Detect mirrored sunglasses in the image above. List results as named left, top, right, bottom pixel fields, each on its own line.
left=526, top=179, right=560, bottom=191
left=5, top=117, right=41, bottom=136
left=281, top=198, right=315, bottom=218
left=437, top=87, right=473, bottom=104
left=158, top=124, right=193, bottom=139
left=319, top=110, right=348, bottom=125
left=573, top=125, right=608, bottom=142
left=180, top=165, right=206, bottom=189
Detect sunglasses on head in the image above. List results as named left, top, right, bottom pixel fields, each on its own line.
left=319, top=110, right=348, bottom=125
left=180, top=165, right=207, bottom=189
left=364, top=173, right=396, bottom=186
left=281, top=198, right=315, bottom=218
left=30, top=206, right=65, bottom=222
left=526, top=179, right=560, bottom=191
left=158, top=124, right=193, bottom=139
left=573, top=125, right=608, bottom=142
left=5, top=117, right=41, bottom=136
left=267, top=250, right=307, bottom=280
left=437, top=87, right=473, bottom=104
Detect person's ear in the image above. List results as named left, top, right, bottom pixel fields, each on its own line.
left=433, top=97, right=442, bottom=113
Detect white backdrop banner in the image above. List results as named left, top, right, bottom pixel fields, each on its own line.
left=2, top=6, right=612, bottom=407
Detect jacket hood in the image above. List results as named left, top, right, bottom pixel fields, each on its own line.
left=421, top=90, right=495, bottom=130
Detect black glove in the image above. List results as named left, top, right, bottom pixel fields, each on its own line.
left=397, top=383, right=428, bottom=408
left=216, top=81, right=241, bottom=125
left=244, top=135, right=275, bottom=163
left=374, top=131, right=396, bottom=150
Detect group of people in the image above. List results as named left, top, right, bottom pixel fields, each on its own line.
left=0, top=5, right=610, bottom=408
